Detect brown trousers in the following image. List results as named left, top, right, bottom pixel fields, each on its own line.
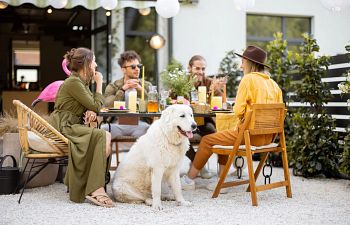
left=192, top=123, right=273, bottom=170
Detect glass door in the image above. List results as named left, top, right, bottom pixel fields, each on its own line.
left=91, top=8, right=111, bottom=86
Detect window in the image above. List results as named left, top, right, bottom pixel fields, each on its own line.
left=12, top=41, right=40, bottom=90
left=16, top=68, right=38, bottom=82
left=247, top=15, right=311, bottom=51
left=124, top=7, right=157, bottom=84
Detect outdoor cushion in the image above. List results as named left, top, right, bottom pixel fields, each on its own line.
left=212, top=143, right=279, bottom=151
left=27, top=131, right=56, bottom=153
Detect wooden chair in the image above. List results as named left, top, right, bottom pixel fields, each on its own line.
left=13, top=100, right=69, bottom=203
left=110, top=136, right=137, bottom=170
left=211, top=103, right=292, bottom=206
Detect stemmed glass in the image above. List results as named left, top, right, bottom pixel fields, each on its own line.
left=226, top=97, right=235, bottom=109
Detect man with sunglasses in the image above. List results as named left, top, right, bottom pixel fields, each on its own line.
left=185, top=55, right=226, bottom=180
left=103, top=50, right=153, bottom=140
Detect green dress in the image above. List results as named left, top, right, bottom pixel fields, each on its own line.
left=49, top=73, right=106, bottom=203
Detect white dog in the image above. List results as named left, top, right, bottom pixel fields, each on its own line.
left=112, top=104, right=197, bottom=210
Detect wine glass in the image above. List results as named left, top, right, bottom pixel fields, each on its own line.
left=226, top=97, right=235, bottom=108
left=160, top=90, right=169, bottom=100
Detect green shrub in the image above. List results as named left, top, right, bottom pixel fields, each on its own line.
left=340, top=132, right=350, bottom=176
left=288, top=34, right=342, bottom=177
left=218, top=50, right=241, bottom=97
left=266, top=32, right=293, bottom=103
left=266, top=32, right=294, bottom=166
left=338, top=43, right=350, bottom=176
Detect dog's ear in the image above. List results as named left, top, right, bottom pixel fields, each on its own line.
left=161, top=106, right=174, bottom=123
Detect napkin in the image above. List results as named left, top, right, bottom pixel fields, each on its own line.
left=215, top=113, right=238, bottom=131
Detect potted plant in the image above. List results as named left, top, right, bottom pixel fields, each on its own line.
left=0, top=112, right=20, bottom=163
left=160, top=59, right=196, bottom=101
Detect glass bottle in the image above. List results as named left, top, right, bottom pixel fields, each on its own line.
left=147, top=86, right=159, bottom=113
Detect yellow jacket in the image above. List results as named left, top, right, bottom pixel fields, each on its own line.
left=233, top=72, right=283, bottom=120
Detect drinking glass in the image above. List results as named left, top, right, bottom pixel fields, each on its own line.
left=190, top=90, right=198, bottom=103
left=159, top=90, right=169, bottom=111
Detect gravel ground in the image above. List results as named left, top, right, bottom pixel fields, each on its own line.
left=1, top=154, right=349, bottom=225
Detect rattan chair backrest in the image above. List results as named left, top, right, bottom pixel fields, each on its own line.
left=13, top=100, right=68, bottom=156
left=248, top=103, right=285, bottom=136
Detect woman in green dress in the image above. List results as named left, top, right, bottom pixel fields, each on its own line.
left=49, top=47, right=113, bottom=207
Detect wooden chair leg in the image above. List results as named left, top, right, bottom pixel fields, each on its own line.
left=280, top=132, right=292, bottom=198
left=246, top=152, right=268, bottom=192
left=212, top=154, right=235, bottom=198
left=109, top=141, right=118, bottom=171
left=244, top=131, right=258, bottom=206
left=115, top=142, right=119, bottom=166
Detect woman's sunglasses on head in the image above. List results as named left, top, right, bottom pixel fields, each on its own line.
left=123, top=64, right=143, bottom=70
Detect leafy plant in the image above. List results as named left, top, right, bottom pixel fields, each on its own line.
left=338, top=43, right=350, bottom=176
left=288, top=34, right=341, bottom=177
left=266, top=32, right=294, bottom=166
left=266, top=32, right=294, bottom=103
left=218, top=50, right=241, bottom=97
left=0, top=112, right=18, bottom=136
left=340, top=132, right=350, bottom=176
left=160, top=59, right=195, bottom=99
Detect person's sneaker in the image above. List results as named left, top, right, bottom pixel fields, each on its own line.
left=206, top=182, right=229, bottom=194
left=200, top=167, right=216, bottom=179
left=180, top=175, right=195, bottom=191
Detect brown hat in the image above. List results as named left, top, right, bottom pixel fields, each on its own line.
left=235, top=45, right=271, bottom=68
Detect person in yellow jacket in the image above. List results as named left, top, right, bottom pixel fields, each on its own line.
left=180, top=45, right=283, bottom=191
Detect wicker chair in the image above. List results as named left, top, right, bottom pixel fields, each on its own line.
left=211, top=103, right=292, bottom=206
left=13, top=100, right=69, bottom=203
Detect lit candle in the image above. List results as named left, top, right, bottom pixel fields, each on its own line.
left=210, top=96, right=223, bottom=109
left=114, top=101, right=125, bottom=109
left=128, top=90, right=137, bottom=112
left=141, top=66, right=145, bottom=100
left=198, top=86, right=207, bottom=103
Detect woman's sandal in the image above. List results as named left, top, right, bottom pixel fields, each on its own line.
left=86, top=193, right=114, bottom=208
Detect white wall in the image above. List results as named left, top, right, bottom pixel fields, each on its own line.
left=173, top=0, right=350, bottom=75
left=173, top=0, right=245, bottom=75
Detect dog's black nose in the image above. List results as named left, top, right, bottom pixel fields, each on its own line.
left=191, top=123, right=197, bottom=130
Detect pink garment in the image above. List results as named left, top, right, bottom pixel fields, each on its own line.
left=32, top=59, right=71, bottom=107
left=32, top=80, right=64, bottom=107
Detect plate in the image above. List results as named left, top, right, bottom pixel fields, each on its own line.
left=108, top=108, right=129, bottom=113
left=211, top=109, right=232, bottom=113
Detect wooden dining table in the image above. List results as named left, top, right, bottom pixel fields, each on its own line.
left=97, top=110, right=224, bottom=130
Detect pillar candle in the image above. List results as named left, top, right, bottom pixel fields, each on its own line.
left=198, top=86, right=207, bottom=103
left=141, top=66, right=145, bottom=100
left=210, top=96, right=223, bottom=109
left=114, top=101, right=125, bottom=109
left=128, top=90, right=137, bottom=112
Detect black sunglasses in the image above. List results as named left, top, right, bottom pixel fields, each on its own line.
left=123, top=64, right=143, bottom=70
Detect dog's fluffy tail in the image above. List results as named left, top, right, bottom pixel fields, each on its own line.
left=112, top=181, right=146, bottom=203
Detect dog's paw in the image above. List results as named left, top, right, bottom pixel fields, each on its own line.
left=177, top=200, right=192, bottom=207
left=145, top=198, right=152, bottom=206
left=152, top=202, right=163, bottom=210
left=161, top=193, right=175, bottom=201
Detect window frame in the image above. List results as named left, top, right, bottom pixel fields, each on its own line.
left=246, top=14, right=312, bottom=48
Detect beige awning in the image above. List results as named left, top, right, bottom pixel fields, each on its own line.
left=2, top=0, right=156, bottom=10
